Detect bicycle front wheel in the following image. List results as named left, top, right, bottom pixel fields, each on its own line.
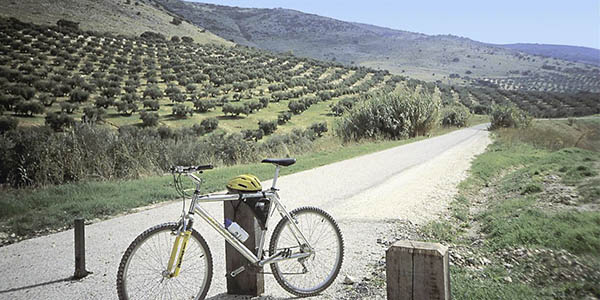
left=269, top=206, right=344, bottom=297
left=117, top=222, right=213, bottom=300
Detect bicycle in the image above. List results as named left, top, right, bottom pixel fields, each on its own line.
left=116, top=158, right=345, bottom=299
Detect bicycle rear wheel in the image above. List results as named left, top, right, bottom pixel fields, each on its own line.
left=269, top=206, right=344, bottom=297
left=117, top=222, right=213, bottom=300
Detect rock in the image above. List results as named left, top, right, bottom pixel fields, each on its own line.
left=10, top=233, right=16, bottom=238
left=343, top=275, right=357, bottom=285
left=503, top=276, right=512, bottom=283
left=481, top=257, right=491, bottom=265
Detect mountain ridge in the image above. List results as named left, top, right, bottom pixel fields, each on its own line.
left=155, top=0, right=599, bottom=92
left=497, top=43, right=600, bottom=66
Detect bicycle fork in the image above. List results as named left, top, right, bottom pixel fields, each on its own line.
left=166, top=230, right=192, bottom=278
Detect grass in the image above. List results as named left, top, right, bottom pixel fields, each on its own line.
left=421, top=118, right=600, bottom=299
left=0, top=119, right=487, bottom=237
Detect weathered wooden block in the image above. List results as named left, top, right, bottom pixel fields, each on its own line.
left=224, top=200, right=264, bottom=296
left=386, top=240, right=450, bottom=300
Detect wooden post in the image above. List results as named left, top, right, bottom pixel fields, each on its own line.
left=386, top=240, right=450, bottom=300
left=224, top=199, right=264, bottom=296
left=73, top=218, right=90, bottom=279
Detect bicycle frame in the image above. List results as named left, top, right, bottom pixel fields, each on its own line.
left=179, top=166, right=313, bottom=271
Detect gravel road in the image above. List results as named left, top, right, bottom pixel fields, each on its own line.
left=0, top=124, right=490, bottom=299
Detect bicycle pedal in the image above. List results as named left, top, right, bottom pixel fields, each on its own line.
left=230, top=266, right=245, bottom=278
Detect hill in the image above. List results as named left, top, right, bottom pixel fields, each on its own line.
left=498, top=43, right=600, bottom=66
left=155, top=0, right=600, bottom=93
left=0, top=16, right=598, bottom=138
left=0, top=0, right=229, bottom=45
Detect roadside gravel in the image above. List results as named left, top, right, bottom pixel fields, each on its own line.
left=0, top=124, right=490, bottom=299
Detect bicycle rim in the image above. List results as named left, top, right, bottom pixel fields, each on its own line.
left=270, top=207, right=344, bottom=296
left=118, top=223, right=212, bottom=300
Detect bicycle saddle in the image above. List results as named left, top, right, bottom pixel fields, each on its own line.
left=261, top=158, right=296, bottom=166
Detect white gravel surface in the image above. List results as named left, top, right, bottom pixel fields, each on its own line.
left=0, top=124, right=490, bottom=299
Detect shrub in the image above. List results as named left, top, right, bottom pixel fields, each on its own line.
left=259, top=97, right=270, bottom=108
left=242, top=129, right=264, bottom=141
left=192, top=123, right=206, bottom=136
left=121, top=92, right=140, bottom=103
left=52, top=84, right=71, bottom=97
left=200, top=117, right=218, bottom=132
left=56, top=19, right=79, bottom=31
left=309, top=122, right=328, bottom=137
left=288, top=100, right=307, bottom=114
left=140, top=31, right=166, bottom=41
left=169, top=92, right=186, bottom=103
left=60, top=102, right=78, bottom=114
left=82, top=107, right=106, bottom=124
left=181, top=36, right=193, bottom=43
left=95, top=96, right=115, bottom=109
left=222, top=103, right=249, bottom=116
left=140, top=111, right=159, bottom=127
left=69, top=88, right=90, bottom=103
left=441, top=103, right=470, bottom=127
left=489, top=104, right=532, bottom=130
left=142, top=100, right=160, bottom=111
left=336, top=88, right=441, bottom=141
left=0, top=95, right=20, bottom=110
left=143, top=85, right=163, bottom=99
left=102, top=87, right=121, bottom=98
left=277, top=111, right=291, bottom=125
left=330, top=98, right=355, bottom=116
left=15, top=100, right=45, bottom=116
left=116, top=101, right=138, bottom=116
left=258, top=120, right=277, bottom=135
left=0, top=116, right=18, bottom=133
left=45, top=112, right=75, bottom=131
left=172, top=104, right=193, bottom=118
left=11, top=84, right=36, bottom=100
left=246, top=100, right=262, bottom=113
left=193, top=99, right=216, bottom=113
left=170, top=17, right=183, bottom=26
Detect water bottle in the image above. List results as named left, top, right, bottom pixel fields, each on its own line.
left=224, top=218, right=249, bottom=242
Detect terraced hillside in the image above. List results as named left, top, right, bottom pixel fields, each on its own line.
left=0, top=0, right=229, bottom=45
left=155, top=0, right=600, bottom=93
left=1, top=16, right=598, bottom=139
left=0, top=17, right=395, bottom=135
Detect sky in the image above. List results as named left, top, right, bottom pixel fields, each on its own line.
left=190, top=0, right=600, bottom=49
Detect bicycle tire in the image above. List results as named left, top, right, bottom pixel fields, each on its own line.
left=117, top=222, right=213, bottom=300
left=269, top=206, right=344, bottom=297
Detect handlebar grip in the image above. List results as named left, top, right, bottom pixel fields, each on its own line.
left=170, top=164, right=214, bottom=173
left=195, top=165, right=213, bottom=171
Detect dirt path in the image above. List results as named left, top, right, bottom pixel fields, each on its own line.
left=0, top=124, right=490, bottom=299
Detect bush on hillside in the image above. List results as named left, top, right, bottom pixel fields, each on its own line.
left=0, top=116, right=18, bottom=133
left=309, top=122, right=328, bottom=137
left=82, top=107, right=106, bottom=124
left=277, top=111, right=291, bottom=125
left=489, top=104, right=532, bottom=130
left=201, top=117, right=219, bottom=132
left=441, top=103, right=470, bottom=127
left=45, top=112, right=75, bottom=131
left=172, top=104, right=193, bottom=118
left=193, top=99, right=216, bottom=113
left=258, top=120, right=277, bottom=135
left=336, top=88, right=441, bottom=141
left=140, top=111, right=159, bottom=127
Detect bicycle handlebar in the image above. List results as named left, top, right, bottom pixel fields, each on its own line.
left=170, top=164, right=213, bottom=174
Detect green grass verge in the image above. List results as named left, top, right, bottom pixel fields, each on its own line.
left=0, top=120, right=488, bottom=237
left=422, top=118, right=600, bottom=299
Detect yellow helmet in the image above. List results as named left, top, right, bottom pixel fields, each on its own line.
left=227, top=174, right=262, bottom=192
